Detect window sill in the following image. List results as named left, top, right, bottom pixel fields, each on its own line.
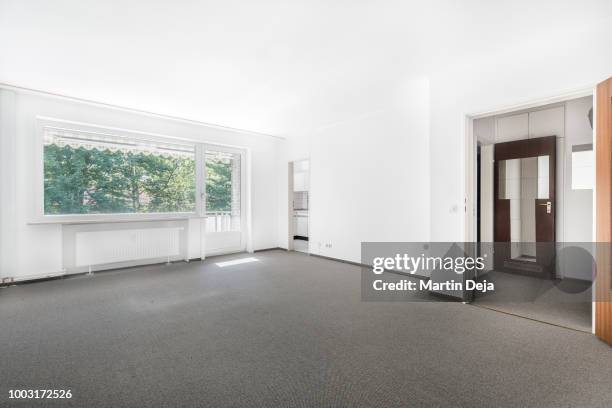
left=27, top=212, right=201, bottom=225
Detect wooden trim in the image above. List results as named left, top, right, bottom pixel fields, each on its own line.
left=595, top=77, right=612, bottom=345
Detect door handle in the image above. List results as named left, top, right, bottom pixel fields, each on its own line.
left=538, top=201, right=552, bottom=214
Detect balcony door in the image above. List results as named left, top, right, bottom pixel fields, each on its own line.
left=202, top=146, right=246, bottom=256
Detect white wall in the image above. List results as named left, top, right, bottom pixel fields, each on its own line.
left=564, top=97, right=594, bottom=244
left=279, top=79, right=431, bottom=263
left=430, top=25, right=612, bottom=241
left=0, top=88, right=283, bottom=281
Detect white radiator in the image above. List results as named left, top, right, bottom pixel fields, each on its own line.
left=75, top=227, right=183, bottom=267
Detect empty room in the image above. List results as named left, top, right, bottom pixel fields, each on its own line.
left=0, top=1, right=611, bottom=407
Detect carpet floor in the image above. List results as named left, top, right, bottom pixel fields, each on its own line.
left=473, top=270, right=593, bottom=332
left=0, top=250, right=610, bottom=407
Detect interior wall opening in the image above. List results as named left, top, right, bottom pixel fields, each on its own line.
left=472, top=95, right=594, bottom=332
left=288, top=159, right=310, bottom=254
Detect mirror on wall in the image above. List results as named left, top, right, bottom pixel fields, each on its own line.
left=498, top=156, right=549, bottom=261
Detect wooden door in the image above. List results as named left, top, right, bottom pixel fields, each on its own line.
left=595, top=77, right=612, bottom=345
left=494, top=136, right=556, bottom=278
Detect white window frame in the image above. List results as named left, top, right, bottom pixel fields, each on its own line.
left=31, top=117, right=246, bottom=225
left=202, top=143, right=248, bottom=254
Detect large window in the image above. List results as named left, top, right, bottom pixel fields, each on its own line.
left=38, top=121, right=246, bottom=238
left=43, top=127, right=196, bottom=215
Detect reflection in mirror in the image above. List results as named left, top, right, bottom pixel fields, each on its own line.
left=498, top=156, right=549, bottom=261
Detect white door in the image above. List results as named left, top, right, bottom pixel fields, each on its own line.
left=203, top=146, right=246, bottom=256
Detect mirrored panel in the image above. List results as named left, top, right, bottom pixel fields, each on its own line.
left=498, top=156, right=549, bottom=200
left=498, top=155, right=549, bottom=261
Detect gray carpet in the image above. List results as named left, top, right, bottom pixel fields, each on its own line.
left=0, top=250, right=610, bottom=407
left=473, top=270, right=593, bottom=332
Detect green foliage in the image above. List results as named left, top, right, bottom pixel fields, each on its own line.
left=44, top=145, right=197, bottom=214
left=205, top=158, right=233, bottom=212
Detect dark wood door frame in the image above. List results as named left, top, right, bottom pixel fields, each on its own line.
left=595, top=77, right=612, bottom=345
left=493, top=136, right=557, bottom=278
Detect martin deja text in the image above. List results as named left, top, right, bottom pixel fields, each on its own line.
left=373, top=279, right=494, bottom=293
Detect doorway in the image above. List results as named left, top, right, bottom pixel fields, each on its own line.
left=203, top=146, right=247, bottom=256
left=288, top=159, right=310, bottom=253
left=470, top=96, right=595, bottom=332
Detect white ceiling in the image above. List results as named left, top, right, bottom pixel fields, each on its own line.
left=1, top=0, right=609, bottom=138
